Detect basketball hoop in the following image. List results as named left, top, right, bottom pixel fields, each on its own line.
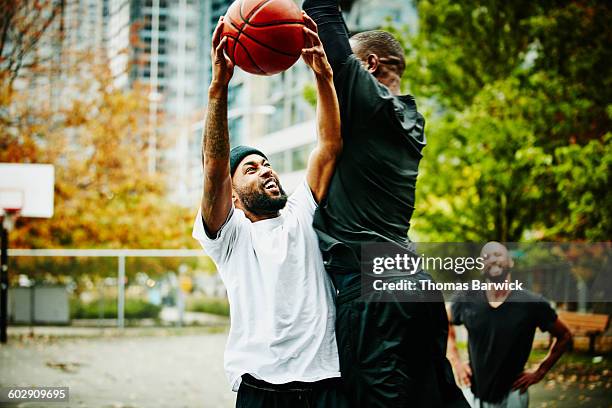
left=1, top=208, right=21, bottom=232
left=0, top=164, right=54, bottom=344
left=0, top=188, right=24, bottom=232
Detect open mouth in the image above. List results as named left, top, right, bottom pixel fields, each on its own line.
left=264, top=178, right=280, bottom=193
left=488, top=265, right=503, bottom=274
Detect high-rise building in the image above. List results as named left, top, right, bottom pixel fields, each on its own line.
left=63, top=0, right=107, bottom=53
left=344, top=0, right=417, bottom=32
left=107, top=0, right=209, bottom=113
left=11, top=0, right=107, bottom=112
left=106, top=0, right=223, bottom=204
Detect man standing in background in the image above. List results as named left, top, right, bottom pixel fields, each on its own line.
left=448, top=242, right=572, bottom=408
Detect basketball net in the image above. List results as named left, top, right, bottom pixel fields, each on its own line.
left=1, top=208, right=20, bottom=232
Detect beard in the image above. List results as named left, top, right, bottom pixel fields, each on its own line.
left=485, top=266, right=510, bottom=283
left=235, top=179, right=288, bottom=215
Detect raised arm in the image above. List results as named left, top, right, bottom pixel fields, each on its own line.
left=201, top=17, right=235, bottom=236
left=302, top=0, right=352, bottom=71
left=301, top=13, right=342, bottom=204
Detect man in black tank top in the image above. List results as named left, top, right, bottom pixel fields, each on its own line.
left=302, top=2, right=468, bottom=407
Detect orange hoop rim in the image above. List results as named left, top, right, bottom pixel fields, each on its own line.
left=1, top=208, right=21, bottom=216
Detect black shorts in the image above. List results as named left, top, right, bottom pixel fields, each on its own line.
left=335, top=273, right=469, bottom=408
left=236, top=374, right=349, bottom=408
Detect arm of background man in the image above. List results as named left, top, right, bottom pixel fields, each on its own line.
left=302, top=0, right=352, bottom=71
left=447, top=305, right=472, bottom=387
left=512, top=318, right=572, bottom=393
left=302, top=14, right=342, bottom=203
left=201, top=18, right=234, bottom=236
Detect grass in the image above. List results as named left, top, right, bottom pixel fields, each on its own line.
left=70, top=298, right=161, bottom=319
left=186, top=297, right=230, bottom=317
left=456, top=340, right=611, bottom=368
left=528, top=348, right=612, bottom=370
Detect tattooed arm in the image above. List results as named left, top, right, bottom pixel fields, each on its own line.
left=201, top=17, right=234, bottom=236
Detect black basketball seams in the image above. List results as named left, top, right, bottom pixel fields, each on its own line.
left=234, top=38, right=266, bottom=75
left=242, top=0, right=303, bottom=28
left=226, top=16, right=244, bottom=60
left=242, top=19, right=305, bottom=28
left=239, top=0, right=275, bottom=23
left=228, top=20, right=301, bottom=58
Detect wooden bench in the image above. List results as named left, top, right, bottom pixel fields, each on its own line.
left=557, top=311, right=610, bottom=354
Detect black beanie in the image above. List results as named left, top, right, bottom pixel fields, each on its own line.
left=230, top=145, right=268, bottom=176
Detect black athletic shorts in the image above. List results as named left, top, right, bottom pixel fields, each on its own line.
left=334, top=272, right=469, bottom=408
left=236, top=374, right=349, bottom=408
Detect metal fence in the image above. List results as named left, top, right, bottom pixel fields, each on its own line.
left=7, top=249, right=224, bottom=328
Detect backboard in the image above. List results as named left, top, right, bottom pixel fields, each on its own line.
left=0, top=163, right=54, bottom=218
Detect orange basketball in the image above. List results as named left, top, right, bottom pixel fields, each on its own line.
left=222, top=0, right=305, bottom=76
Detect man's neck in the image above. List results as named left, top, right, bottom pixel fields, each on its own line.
left=244, top=210, right=280, bottom=223
left=375, top=70, right=401, bottom=95
left=387, top=79, right=401, bottom=96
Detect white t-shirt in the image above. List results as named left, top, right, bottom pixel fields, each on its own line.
left=192, top=180, right=340, bottom=391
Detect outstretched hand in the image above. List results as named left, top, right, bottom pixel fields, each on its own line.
left=211, top=16, right=234, bottom=89
left=301, top=11, right=332, bottom=78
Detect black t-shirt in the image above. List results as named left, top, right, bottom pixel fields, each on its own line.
left=312, top=55, right=426, bottom=285
left=450, top=290, right=558, bottom=402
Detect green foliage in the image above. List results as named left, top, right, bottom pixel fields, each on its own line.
left=9, top=256, right=201, bottom=283
left=551, top=134, right=612, bottom=240
left=186, top=297, right=230, bottom=316
left=303, top=83, right=317, bottom=108
left=70, top=298, right=161, bottom=319
left=393, top=0, right=611, bottom=241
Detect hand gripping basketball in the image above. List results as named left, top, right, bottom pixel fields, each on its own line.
left=300, top=12, right=332, bottom=78
left=211, top=16, right=235, bottom=88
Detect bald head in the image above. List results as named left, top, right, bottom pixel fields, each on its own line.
left=481, top=242, right=510, bottom=258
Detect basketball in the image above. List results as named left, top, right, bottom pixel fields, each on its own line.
left=222, top=0, right=305, bottom=76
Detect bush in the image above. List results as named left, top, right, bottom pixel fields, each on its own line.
left=70, top=298, right=161, bottom=319
left=187, top=297, right=230, bottom=317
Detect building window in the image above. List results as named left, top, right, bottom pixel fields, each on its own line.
left=228, top=83, right=244, bottom=108
left=291, top=143, right=314, bottom=172
left=229, top=117, right=243, bottom=147
left=267, top=100, right=285, bottom=134
left=269, top=152, right=286, bottom=174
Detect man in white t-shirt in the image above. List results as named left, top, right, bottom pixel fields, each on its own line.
left=192, top=14, right=347, bottom=407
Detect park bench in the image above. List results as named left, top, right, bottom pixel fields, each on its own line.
left=557, top=311, right=610, bottom=354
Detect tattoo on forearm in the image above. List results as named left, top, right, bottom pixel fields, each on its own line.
left=202, top=94, right=229, bottom=163
left=203, top=172, right=219, bottom=218
left=201, top=92, right=230, bottom=225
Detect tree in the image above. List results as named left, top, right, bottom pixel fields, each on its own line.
left=0, top=0, right=63, bottom=159
left=392, top=0, right=611, bottom=241
left=0, top=0, right=63, bottom=90
left=0, top=2, right=214, bottom=288
left=5, top=58, right=197, bottom=250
